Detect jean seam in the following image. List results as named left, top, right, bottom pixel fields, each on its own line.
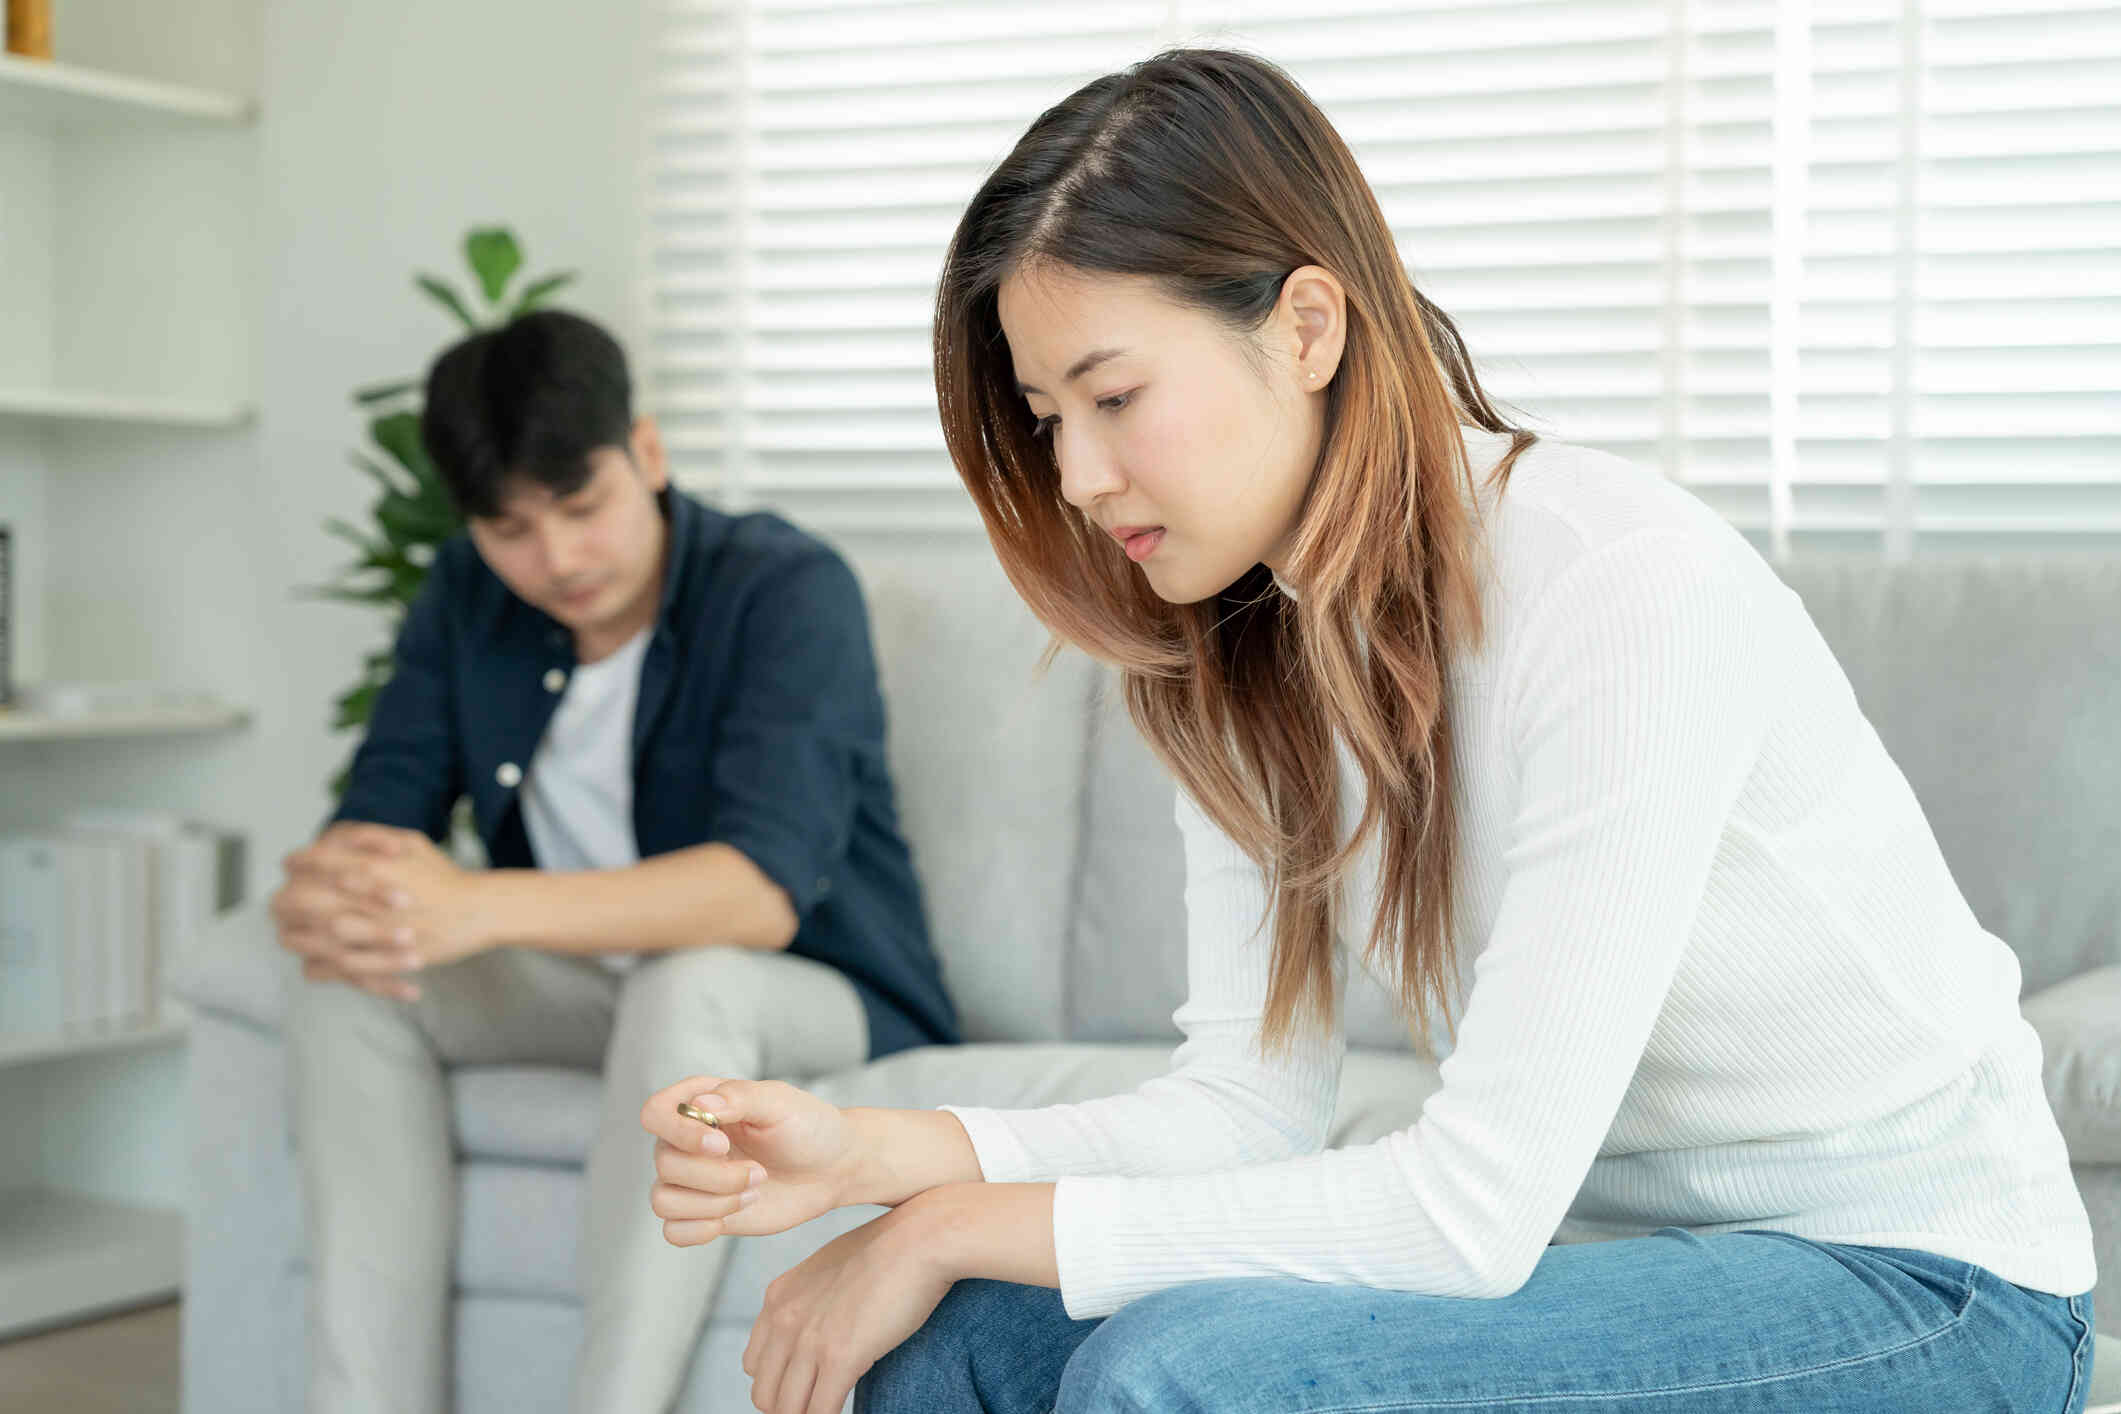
left=2063, top=1294, right=2091, bottom=1413
left=1296, top=1265, right=1982, bottom=1412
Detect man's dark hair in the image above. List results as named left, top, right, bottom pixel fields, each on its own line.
left=420, top=308, right=636, bottom=519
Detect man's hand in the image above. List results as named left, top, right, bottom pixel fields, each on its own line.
left=319, top=823, right=498, bottom=973
left=272, top=823, right=423, bottom=1001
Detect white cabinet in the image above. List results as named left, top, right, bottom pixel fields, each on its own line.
left=0, top=7, right=258, bottom=1338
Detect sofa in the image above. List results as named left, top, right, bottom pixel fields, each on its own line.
left=173, top=545, right=2120, bottom=1413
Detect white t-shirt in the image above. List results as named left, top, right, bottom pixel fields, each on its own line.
left=520, top=626, right=652, bottom=974
left=943, top=423, right=2096, bottom=1320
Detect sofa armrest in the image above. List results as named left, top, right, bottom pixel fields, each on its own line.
left=169, top=896, right=298, bottom=1036
left=2022, top=965, right=2121, bottom=1165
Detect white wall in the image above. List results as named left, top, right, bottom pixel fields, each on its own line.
left=237, top=0, right=651, bottom=862
left=0, top=0, right=655, bottom=1208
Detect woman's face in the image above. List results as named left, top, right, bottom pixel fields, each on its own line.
left=997, top=263, right=1344, bottom=604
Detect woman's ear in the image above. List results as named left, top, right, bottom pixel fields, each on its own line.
left=1281, top=265, right=1347, bottom=390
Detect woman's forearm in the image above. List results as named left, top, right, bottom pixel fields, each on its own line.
left=902, top=1181, right=1060, bottom=1288
left=840, top=1106, right=989, bottom=1207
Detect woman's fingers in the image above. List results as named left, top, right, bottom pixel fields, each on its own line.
left=659, top=1216, right=726, bottom=1248
left=654, top=1141, right=764, bottom=1195
left=649, top=1180, right=757, bottom=1223
left=640, top=1074, right=739, bottom=1150
left=773, top=1350, right=820, bottom=1414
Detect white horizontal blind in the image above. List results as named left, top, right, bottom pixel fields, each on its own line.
left=647, top=0, right=2121, bottom=552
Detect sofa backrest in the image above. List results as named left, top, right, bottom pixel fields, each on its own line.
left=847, top=543, right=1098, bottom=1043
left=856, top=542, right=2121, bottom=1049
left=1772, top=554, right=2121, bottom=998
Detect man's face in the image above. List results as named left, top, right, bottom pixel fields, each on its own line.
left=465, top=431, right=668, bottom=638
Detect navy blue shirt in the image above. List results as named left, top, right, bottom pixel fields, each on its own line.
left=332, top=489, right=959, bottom=1060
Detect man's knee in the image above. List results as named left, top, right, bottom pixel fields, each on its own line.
left=287, top=970, right=435, bottom=1070
left=615, top=944, right=774, bottom=1030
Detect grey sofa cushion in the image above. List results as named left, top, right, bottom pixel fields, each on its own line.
left=854, top=547, right=1100, bottom=1043
left=1772, top=555, right=2121, bottom=996
left=2024, top=966, right=2121, bottom=1164
left=1067, top=666, right=1427, bottom=1053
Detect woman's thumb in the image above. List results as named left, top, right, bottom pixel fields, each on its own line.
left=688, top=1078, right=768, bottom=1128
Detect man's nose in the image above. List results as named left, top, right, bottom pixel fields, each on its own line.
left=536, top=521, right=591, bottom=578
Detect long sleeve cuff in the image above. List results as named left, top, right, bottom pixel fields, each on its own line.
left=938, top=1104, right=1044, bottom=1183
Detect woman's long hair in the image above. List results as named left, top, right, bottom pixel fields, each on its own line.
left=934, top=49, right=1536, bottom=1059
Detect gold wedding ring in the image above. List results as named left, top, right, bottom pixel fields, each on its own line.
left=675, top=1101, right=721, bottom=1129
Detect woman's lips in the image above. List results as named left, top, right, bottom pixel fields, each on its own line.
left=1121, top=528, right=1165, bottom=562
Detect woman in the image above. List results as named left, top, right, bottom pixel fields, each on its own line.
left=640, top=49, right=2099, bottom=1414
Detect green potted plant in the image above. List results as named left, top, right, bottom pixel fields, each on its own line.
left=311, top=226, right=576, bottom=794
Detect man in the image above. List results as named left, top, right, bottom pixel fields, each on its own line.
left=272, top=308, right=958, bottom=1413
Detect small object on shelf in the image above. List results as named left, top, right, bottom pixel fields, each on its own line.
left=5, top=0, right=53, bottom=60
left=0, top=524, right=11, bottom=706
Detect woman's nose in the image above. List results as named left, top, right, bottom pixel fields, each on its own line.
left=1055, top=428, right=1123, bottom=511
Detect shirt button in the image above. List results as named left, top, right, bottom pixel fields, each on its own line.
left=815, top=876, right=831, bottom=897
left=542, top=668, right=567, bottom=693
left=496, top=762, right=522, bottom=789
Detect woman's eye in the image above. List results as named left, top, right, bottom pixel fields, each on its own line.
left=1030, top=392, right=1131, bottom=441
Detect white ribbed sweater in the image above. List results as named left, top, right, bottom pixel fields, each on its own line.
left=944, top=425, right=2097, bottom=1320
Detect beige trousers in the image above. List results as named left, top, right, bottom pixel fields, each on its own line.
left=286, top=941, right=868, bottom=1414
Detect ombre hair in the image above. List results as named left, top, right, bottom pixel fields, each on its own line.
left=933, top=49, right=1537, bottom=1059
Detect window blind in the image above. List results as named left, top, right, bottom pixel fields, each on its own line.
left=646, top=0, right=2120, bottom=553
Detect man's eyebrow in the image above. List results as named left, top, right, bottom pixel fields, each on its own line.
left=1016, top=346, right=1128, bottom=397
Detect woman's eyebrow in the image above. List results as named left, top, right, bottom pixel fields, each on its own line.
left=1017, top=346, right=1128, bottom=396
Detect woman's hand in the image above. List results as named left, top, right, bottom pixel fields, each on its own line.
left=743, top=1207, right=952, bottom=1414
left=640, top=1074, right=860, bottom=1245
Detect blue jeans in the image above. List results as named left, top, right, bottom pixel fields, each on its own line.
left=856, top=1227, right=2097, bottom=1413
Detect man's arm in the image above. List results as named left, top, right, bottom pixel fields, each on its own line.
left=278, top=567, right=467, bottom=996
left=332, top=562, right=466, bottom=841
left=475, top=840, right=798, bottom=954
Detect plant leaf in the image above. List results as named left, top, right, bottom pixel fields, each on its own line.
left=350, top=451, right=410, bottom=498
left=508, top=270, right=576, bottom=319
left=416, top=273, right=481, bottom=332
left=353, top=377, right=420, bottom=407
left=301, top=584, right=404, bottom=606
left=465, top=228, right=523, bottom=306
left=332, top=679, right=383, bottom=730
left=323, top=516, right=379, bottom=549
left=369, top=411, right=435, bottom=479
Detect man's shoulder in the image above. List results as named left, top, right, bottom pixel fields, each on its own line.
left=687, top=497, right=843, bottom=579
left=673, top=495, right=860, bottom=614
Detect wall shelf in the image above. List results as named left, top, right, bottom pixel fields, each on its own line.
left=0, top=53, right=253, bottom=132
left=0, top=386, right=254, bottom=429
left=0, top=704, right=251, bottom=742
left=0, top=1015, right=187, bottom=1072
left=0, top=1190, right=182, bottom=1340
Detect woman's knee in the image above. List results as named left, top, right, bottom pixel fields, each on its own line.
left=1053, top=1285, right=1221, bottom=1414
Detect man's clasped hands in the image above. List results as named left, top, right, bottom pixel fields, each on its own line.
left=269, top=821, right=497, bottom=1001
